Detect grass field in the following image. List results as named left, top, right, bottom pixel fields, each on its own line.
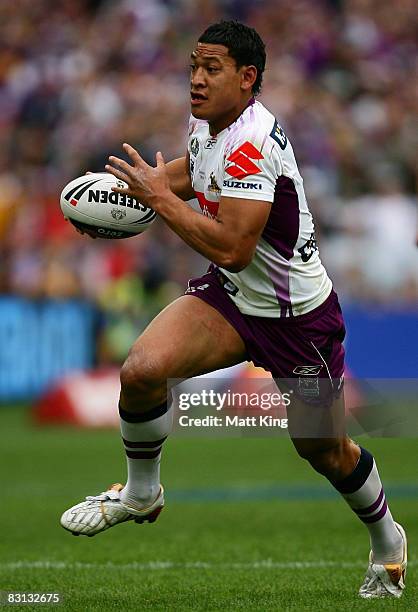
left=1, top=406, right=416, bottom=611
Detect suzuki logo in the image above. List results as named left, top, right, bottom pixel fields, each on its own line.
left=225, top=141, right=263, bottom=180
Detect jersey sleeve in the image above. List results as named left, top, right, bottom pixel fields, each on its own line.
left=221, top=129, right=281, bottom=202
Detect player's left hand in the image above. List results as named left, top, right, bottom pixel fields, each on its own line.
left=105, top=143, right=170, bottom=209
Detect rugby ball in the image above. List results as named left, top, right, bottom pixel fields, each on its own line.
left=60, top=172, right=156, bottom=239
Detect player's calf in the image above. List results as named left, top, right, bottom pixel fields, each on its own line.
left=293, top=436, right=359, bottom=481
left=329, top=445, right=404, bottom=565
left=294, top=437, right=404, bottom=563
left=117, top=383, right=172, bottom=506
left=117, top=344, right=174, bottom=508
left=293, top=433, right=406, bottom=596
left=118, top=398, right=172, bottom=508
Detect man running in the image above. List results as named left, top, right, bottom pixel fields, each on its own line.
left=61, top=20, right=407, bottom=599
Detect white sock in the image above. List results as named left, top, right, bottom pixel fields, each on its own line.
left=333, top=446, right=403, bottom=564
left=118, top=399, right=173, bottom=509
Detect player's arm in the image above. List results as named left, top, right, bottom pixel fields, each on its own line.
left=154, top=192, right=270, bottom=272
left=106, top=144, right=270, bottom=272
left=165, top=154, right=195, bottom=201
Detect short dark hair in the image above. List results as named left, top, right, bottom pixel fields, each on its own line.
left=198, top=20, right=266, bottom=96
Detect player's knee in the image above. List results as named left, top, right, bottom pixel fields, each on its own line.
left=120, top=347, right=166, bottom=400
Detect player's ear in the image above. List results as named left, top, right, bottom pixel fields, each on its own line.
left=240, top=65, right=257, bottom=92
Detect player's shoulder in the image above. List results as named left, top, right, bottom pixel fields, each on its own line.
left=246, top=99, right=275, bottom=130
left=221, top=102, right=285, bottom=199
left=225, top=100, right=287, bottom=157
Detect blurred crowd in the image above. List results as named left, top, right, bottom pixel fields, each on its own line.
left=0, top=0, right=416, bottom=361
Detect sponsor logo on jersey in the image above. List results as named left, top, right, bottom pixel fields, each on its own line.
left=195, top=191, right=219, bottom=218
left=298, top=233, right=318, bottom=262
left=208, top=172, right=221, bottom=195
left=190, top=137, right=200, bottom=157
left=270, top=120, right=287, bottom=150
left=204, top=137, right=217, bottom=149
left=225, top=141, right=263, bottom=180
left=189, top=158, right=195, bottom=180
left=111, top=208, right=127, bottom=221
left=223, top=180, right=262, bottom=190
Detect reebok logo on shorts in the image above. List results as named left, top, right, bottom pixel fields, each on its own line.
left=293, top=365, right=323, bottom=376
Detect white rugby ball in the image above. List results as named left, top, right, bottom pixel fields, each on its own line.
left=60, top=172, right=156, bottom=239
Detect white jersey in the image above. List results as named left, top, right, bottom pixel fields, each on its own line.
left=187, top=99, right=332, bottom=317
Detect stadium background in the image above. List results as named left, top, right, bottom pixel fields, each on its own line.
left=0, top=0, right=417, bottom=610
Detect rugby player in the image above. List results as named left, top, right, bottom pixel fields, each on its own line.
left=61, top=21, right=407, bottom=598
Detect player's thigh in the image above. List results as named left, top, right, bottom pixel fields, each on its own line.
left=124, top=294, right=247, bottom=384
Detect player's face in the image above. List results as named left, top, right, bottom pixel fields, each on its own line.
left=190, top=43, right=253, bottom=134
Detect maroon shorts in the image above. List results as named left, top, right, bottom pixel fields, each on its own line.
left=185, top=267, right=346, bottom=404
